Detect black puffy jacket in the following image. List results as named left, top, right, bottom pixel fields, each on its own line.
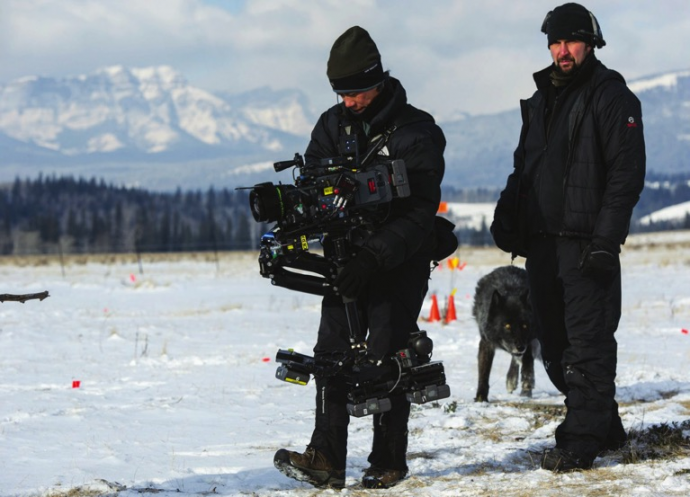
left=305, top=76, right=447, bottom=270
left=492, top=55, right=646, bottom=256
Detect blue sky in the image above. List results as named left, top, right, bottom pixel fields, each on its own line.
left=1, top=0, right=689, bottom=120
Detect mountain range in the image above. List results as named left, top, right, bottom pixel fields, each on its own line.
left=1, top=65, right=688, bottom=191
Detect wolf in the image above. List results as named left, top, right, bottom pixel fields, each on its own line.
left=472, top=265, right=537, bottom=402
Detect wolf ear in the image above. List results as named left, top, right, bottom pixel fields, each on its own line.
left=490, top=289, right=504, bottom=309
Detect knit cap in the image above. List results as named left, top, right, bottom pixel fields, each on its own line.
left=541, top=3, right=606, bottom=48
left=327, top=26, right=385, bottom=93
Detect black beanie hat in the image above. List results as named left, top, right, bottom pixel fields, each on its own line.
left=541, top=3, right=606, bottom=48
left=327, top=26, right=385, bottom=93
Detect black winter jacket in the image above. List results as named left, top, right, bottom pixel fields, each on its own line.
left=492, top=55, right=646, bottom=256
left=305, top=77, right=447, bottom=270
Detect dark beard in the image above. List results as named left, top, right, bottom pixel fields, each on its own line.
left=555, top=57, right=577, bottom=75
left=550, top=54, right=588, bottom=87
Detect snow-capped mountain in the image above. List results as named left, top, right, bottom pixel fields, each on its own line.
left=0, top=66, right=307, bottom=155
left=0, top=65, right=314, bottom=189
left=0, top=65, right=688, bottom=191
left=629, top=69, right=690, bottom=176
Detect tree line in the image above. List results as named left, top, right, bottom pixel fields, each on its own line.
left=2, top=172, right=689, bottom=256
left=442, top=172, right=690, bottom=241
left=1, top=175, right=264, bottom=256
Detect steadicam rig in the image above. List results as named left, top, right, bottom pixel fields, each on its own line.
left=242, top=148, right=451, bottom=417
left=275, top=331, right=450, bottom=417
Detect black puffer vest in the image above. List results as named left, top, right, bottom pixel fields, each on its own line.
left=515, top=55, right=645, bottom=246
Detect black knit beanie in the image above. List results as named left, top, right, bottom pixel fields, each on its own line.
left=327, top=26, right=385, bottom=93
left=541, top=3, right=606, bottom=48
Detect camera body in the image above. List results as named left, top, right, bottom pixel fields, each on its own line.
left=249, top=153, right=410, bottom=296
left=250, top=155, right=410, bottom=233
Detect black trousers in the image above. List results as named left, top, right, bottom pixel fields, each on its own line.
left=526, top=236, right=621, bottom=459
left=309, top=254, right=431, bottom=472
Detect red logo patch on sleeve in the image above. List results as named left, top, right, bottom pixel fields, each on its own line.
left=627, top=116, right=638, bottom=128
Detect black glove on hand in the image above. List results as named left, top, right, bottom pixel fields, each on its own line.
left=579, top=240, right=618, bottom=277
left=490, top=218, right=519, bottom=254
left=333, top=249, right=379, bottom=300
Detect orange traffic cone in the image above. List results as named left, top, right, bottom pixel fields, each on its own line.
left=444, top=293, right=457, bottom=324
left=428, top=294, right=441, bottom=322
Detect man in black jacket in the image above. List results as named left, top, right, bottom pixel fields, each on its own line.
left=491, top=3, right=645, bottom=472
left=273, top=26, right=449, bottom=489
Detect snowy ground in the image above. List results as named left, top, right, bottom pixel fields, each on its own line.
left=1, top=232, right=690, bottom=497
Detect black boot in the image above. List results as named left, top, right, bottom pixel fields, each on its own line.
left=362, top=467, right=407, bottom=488
left=274, top=446, right=346, bottom=489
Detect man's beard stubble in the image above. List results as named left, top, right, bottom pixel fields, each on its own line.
left=556, top=56, right=577, bottom=75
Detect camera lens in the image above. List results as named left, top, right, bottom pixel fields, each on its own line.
left=250, top=183, right=281, bottom=222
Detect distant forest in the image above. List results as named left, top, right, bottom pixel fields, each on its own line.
left=1, top=175, right=263, bottom=256
left=2, top=172, right=689, bottom=256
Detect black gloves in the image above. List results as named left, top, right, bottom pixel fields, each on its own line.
left=579, top=239, right=619, bottom=277
left=333, top=249, right=379, bottom=300
left=490, top=218, right=520, bottom=254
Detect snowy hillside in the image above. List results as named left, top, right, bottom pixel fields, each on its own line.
left=629, top=69, right=690, bottom=96
left=1, top=232, right=689, bottom=496
left=442, top=202, right=496, bottom=230
left=628, top=69, right=690, bottom=178
left=441, top=197, right=690, bottom=231
left=639, top=200, right=690, bottom=226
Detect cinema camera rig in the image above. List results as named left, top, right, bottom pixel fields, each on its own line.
left=243, top=140, right=450, bottom=417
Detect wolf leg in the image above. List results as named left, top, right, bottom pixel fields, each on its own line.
left=507, top=356, right=519, bottom=393
left=475, top=338, right=495, bottom=402
left=520, top=344, right=535, bottom=397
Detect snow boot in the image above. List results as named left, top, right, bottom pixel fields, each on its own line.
left=362, top=467, right=407, bottom=489
left=274, top=446, right=345, bottom=489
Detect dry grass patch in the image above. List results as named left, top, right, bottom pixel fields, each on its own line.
left=503, top=401, right=565, bottom=431
left=620, top=419, right=690, bottom=464
left=45, top=488, right=105, bottom=497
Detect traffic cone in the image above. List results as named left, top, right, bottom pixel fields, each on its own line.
left=428, top=294, right=441, bottom=322
left=445, top=292, right=457, bottom=324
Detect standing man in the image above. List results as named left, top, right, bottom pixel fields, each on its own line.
left=273, top=26, right=450, bottom=488
left=491, top=3, right=645, bottom=471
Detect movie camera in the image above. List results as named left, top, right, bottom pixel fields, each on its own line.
left=247, top=150, right=410, bottom=296
left=242, top=145, right=450, bottom=416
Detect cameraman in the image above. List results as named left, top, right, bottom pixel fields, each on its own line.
left=274, top=26, right=449, bottom=489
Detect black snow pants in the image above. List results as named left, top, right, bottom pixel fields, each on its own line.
left=525, top=236, right=622, bottom=459
left=309, top=253, right=431, bottom=472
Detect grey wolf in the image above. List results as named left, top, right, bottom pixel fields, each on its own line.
left=472, top=265, right=536, bottom=402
